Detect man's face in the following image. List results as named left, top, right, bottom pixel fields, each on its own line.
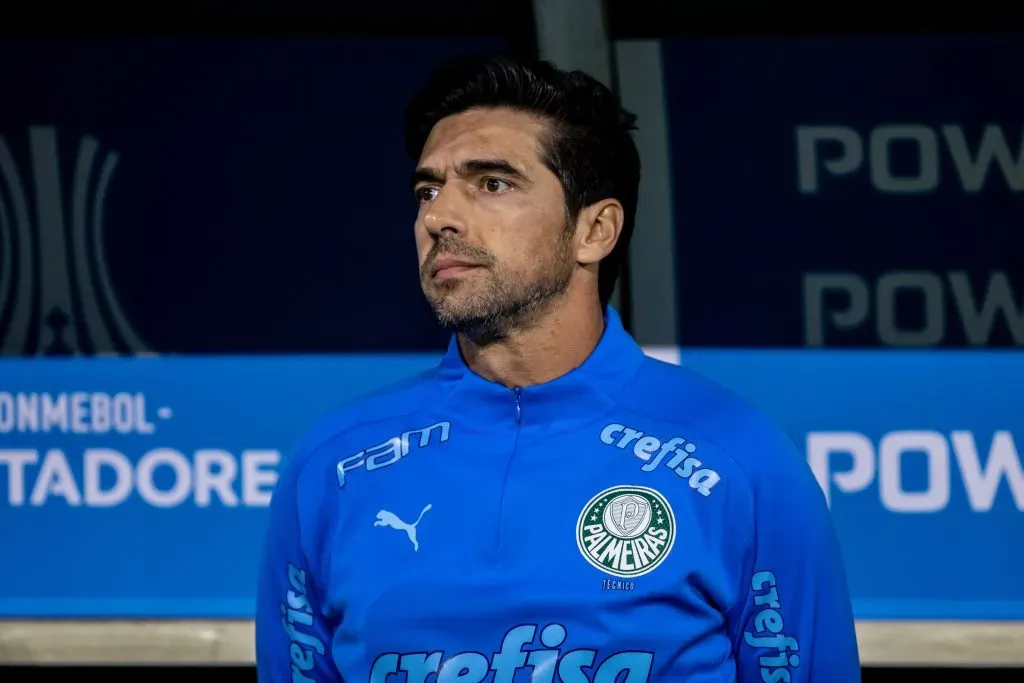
left=412, top=107, right=575, bottom=340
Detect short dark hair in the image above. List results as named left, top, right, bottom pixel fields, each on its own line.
left=403, top=54, right=641, bottom=307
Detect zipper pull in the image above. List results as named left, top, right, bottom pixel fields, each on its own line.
left=514, top=387, right=522, bottom=424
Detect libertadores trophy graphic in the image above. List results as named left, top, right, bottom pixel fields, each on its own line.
left=0, top=126, right=152, bottom=356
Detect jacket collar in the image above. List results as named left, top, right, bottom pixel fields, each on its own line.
left=437, top=306, right=645, bottom=432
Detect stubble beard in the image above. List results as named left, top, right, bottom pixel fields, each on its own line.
left=421, top=235, right=575, bottom=345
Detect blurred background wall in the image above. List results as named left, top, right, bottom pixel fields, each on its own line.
left=0, top=1, right=1022, bottom=680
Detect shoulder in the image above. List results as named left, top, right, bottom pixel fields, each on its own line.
left=621, top=356, right=821, bottom=499
left=276, top=364, right=444, bottom=488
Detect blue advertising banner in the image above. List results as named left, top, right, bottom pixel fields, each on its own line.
left=0, top=354, right=436, bottom=617
left=679, top=349, right=1024, bottom=619
left=2, top=351, right=1021, bottom=619
left=0, top=37, right=508, bottom=356
left=660, top=35, right=1024, bottom=348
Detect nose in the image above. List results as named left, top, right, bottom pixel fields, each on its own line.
left=422, top=185, right=467, bottom=237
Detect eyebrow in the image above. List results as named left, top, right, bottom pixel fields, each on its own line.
left=410, top=158, right=530, bottom=190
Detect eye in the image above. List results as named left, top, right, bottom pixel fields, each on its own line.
left=415, top=186, right=438, bottom=203
left=482, top=177, right=511, bottom=193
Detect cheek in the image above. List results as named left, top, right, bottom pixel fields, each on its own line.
left=525, top=214, right=570, bottom=260
left=502, top=232, right=562, bottom=278
left=503, top=202, right=563, bottom=251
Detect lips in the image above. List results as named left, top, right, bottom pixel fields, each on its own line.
left=431, top=255, right=483, bottom=280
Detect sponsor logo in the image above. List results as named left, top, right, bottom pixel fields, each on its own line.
left=576, top=485, right=675, bottom=579
left=808, top=429, right=1024, bottom=512
left=0, top=126, right=151, bottom=355
left=280, top=563, right=327, bottom=683
left=803, top=270, right=1024, bottom=347
left=796, top=123, right=1024, bottom=195
left=600, top=423, right=721, bottom=497
left=369, top=623, right=653, bottom=683
left=336, top=421, right=450, bottom=488
left=742, top=570, right=801, bottom=683
left=374, top=504, right=432, bottom=552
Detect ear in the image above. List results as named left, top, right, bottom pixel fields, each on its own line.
left=574, top=199, right=624, bottom=266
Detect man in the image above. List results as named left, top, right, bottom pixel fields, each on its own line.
left=256, top=54, right=861, bottom=682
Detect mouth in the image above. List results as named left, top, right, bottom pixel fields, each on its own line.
left=431, top=256, right=484, bottom=282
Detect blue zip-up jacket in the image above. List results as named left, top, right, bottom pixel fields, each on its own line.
left=256, top=307, right=860, bottom=682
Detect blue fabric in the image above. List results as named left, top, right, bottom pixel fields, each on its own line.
left=256, top=307, right=860, bottom=682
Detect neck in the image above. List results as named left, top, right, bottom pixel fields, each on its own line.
left=458, top=291, right=606, bottom=389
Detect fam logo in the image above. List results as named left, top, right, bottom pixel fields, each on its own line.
left=336, top=421, right=451, bottom=488
left=0, top=126, right=151, bottom=355
left=576, top=485, right=675, bottom=579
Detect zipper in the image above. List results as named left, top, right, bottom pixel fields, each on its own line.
left=493, top=387, right=523, bottom=561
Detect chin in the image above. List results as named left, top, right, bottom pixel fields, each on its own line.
left=425, top=279, right=476, bottom=305
left=426, top=296, right=487, bottom=328
left=432, top=300, right=481, bottom=324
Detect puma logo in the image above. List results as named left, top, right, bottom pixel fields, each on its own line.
left=374, top=504, right=432, bottom=552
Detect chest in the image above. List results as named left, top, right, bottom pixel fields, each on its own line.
left=321, top=423, right=742, bottom=681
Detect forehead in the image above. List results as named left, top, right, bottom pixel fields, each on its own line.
left=419, top=107, right=549, bottom=168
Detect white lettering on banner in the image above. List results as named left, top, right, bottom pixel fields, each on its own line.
left=807, top=431, right=1024, bottom=513
left=796, top=124, right=1024, bottom=194
left=803, top=270, right=1024, bottom=347
left=0, top=448, right=279, bottom=508
left=0, top=392, right=156, bottom=434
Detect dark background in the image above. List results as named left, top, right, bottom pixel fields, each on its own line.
left=2, top=3, right=1021, bottom=354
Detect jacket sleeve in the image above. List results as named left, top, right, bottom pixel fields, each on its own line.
left=255, top=447, right=340, bottom=683
left=728, top=433, right=861, bottom=683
